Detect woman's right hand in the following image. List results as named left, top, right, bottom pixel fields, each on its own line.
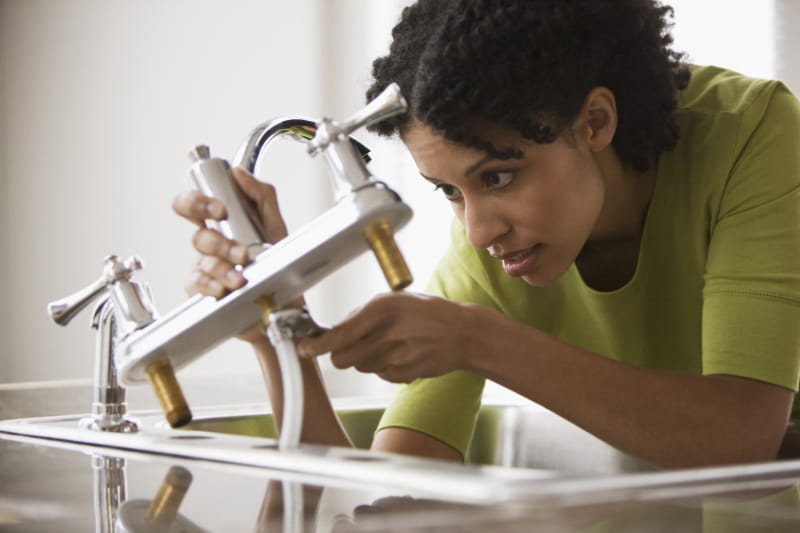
left=171, top=165, right=290, bottom=310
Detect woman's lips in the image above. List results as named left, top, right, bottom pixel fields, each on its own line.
left=499, top=245, right=541, bottom=277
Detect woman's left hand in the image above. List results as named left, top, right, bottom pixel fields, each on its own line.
left=295, top=292, right=486, bottom=383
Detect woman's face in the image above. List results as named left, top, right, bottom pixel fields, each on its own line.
left=403, top=122, right=606, bottom=287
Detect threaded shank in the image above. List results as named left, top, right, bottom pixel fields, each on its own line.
left=146, top=466, right=193, bottom=528
left=146, top=358, right=192, bottom=428
left=364, top=221, right=413, bottom=291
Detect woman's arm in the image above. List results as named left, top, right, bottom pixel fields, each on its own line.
left=172, top=167, right=351, bottom=448
left=468, top=305, right=793, bottom=468
left=297, top=293, right=795, bottom=468
left=249, top=334, right=352, bottom=447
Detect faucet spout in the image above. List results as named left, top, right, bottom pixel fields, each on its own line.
left=116, top=83, right=414, bottom=394
left=49, top=255, right=160, bottom=432
left=233, top=118, right=371, bottom=173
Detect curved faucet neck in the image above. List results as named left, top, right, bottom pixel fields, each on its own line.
left=232, top=117, right=318, bottom=173
left=232, top=116, right=373, bottom=201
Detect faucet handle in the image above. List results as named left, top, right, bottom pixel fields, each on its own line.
left=47, top=255, right=143, bottom=326
left=307, top=83, right=407, bottom=156
left=338, top=83, right=407, bottom=137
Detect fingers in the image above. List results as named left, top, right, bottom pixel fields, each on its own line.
left=185, top=255, right=246, bottom=298
left=295, top=301, right=416, bottom=382
left=293, top=293, right=471, bottom=384
left=192, top=228, right=250, bottom=265
left=330, top=332, right=398, bottom=373
left=174, top=168, right=289, bottom=244
left=231, top=167, right=289, bottom=243
left=296, top=308, right=384, bottom=359
left=172, top=190, right=227, bottom=227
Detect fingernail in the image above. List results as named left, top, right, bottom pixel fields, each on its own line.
left=207, top=201, right=225, bottom=218
left=208, top=279, right=223, bottom=293
left=296, top=341, right=311, bottom=358
left=230, top=244, right=248, bottom=264
left=226, top=270, right=244, bottom=285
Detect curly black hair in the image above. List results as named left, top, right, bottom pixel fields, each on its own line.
left=366, top=0, right=690, bottom=171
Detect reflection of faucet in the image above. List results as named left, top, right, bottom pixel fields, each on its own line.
left=47, top=255, right=160, bottom=432
left=114, top=83, right=413, bottom=428
left=91, top=454, right=127, bottom=533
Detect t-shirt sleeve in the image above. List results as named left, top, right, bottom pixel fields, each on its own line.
left=702, top=82, right=800, bottom=394
left=375, top=220, right=492, bottom=459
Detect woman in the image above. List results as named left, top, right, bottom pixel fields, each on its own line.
left=173, top=0, right=800, bottom=468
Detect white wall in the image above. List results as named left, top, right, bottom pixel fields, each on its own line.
left=0, top=0, right=419, bottom=391
left=775, top=0, right=800, bottom=94
left=667, top=0, right=775, bottom=79
left=1, top=1, right=797, bottom=394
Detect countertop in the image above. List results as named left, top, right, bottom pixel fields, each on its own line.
left=3, top=379, right=800, bottom=532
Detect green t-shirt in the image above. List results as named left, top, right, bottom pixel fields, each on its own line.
left=377, top=65, right=800, bottom=458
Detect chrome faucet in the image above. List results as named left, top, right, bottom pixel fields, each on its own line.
left=111, top=83, right=413, bottom=427
left=47, top=255, right=159, bottom=432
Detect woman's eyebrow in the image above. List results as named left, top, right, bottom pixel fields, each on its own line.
left=418, top=154, right=495, bottom=182
left=463, top=155, right=493, bottom=176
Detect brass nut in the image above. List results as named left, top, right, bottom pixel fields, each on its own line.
left=146, top=358, right=192, bottom=428
left=256, top=294, right=277, bottom=327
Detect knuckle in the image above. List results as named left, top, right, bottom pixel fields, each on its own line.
left=379, top=368, right=409, bottom=384
left=330, top=353, right=349, bottom=370
left=261, top=182, right=277, bottom=199
left=191, top=228, right=209, bottom=249
left=184, top=276, right=199, bottom=296
left=174, top=190, right=203, bottom=216
left=197, top=255, right=218, bottom=273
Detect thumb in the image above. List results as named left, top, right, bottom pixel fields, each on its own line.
left=231, top=167, right=288, bottom=243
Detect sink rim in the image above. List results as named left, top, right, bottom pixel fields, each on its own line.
left=0, top=399, right=559, bottom=505
left=4, top=398, right=800, bottom=509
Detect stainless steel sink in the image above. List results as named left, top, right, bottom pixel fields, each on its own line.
left=7, top=396, right=800, bottom=509
left=0, top=398, right=566, bottom=504
left=182, top=400, right=653, bottom=475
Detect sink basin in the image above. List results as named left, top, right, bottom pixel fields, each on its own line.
left=0, top=398, right=569, bottom=504
left=182, top=400, right=653, bottom=475
left=0, top=395, right=663, bottom=505
left=5, top=396, right=800, bottom=509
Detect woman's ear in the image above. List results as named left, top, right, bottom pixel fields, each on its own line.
left=577, top=86, right=617, bottom=152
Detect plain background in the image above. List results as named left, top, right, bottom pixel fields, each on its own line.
left=1, top=1, right=798, bottom=401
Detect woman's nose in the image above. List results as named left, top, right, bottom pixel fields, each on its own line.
left=462, top=198, right=509, bottom=250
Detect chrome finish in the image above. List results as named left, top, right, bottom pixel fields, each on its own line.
left=49, top=255, right=157, bottom=432
left=48, top=255, right=146, bottom=327
left=265, top=307, right=325, bottom=451
left=116, top=83, right=411, bottom=385
left=0, top=401, right=556, bottom=505
left=6, top=398, right=800, bottom=510
left=267, top=306, right=326, bottom=340
left=92, top=454, right=126, bottom=533
left=306, top=83, right=406, bottom=155
left=232, top=119, right=371, bottom=176
left=118, top=186, right=410, bottom=384
left=89, top=456, right=203, bottom=533
left=78, top=299, right=138, bottom=433
left=188, top=144, right=268, bottom=260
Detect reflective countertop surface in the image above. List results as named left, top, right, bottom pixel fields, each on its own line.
left=3, top=378, right=800, bottom=532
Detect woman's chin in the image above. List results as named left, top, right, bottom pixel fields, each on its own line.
left=520, top=262, right=570, bottom=288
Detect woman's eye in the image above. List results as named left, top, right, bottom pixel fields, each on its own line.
left=485, top=171, right=513, bottom=189
left=433, top=183, right=462, bottom=201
